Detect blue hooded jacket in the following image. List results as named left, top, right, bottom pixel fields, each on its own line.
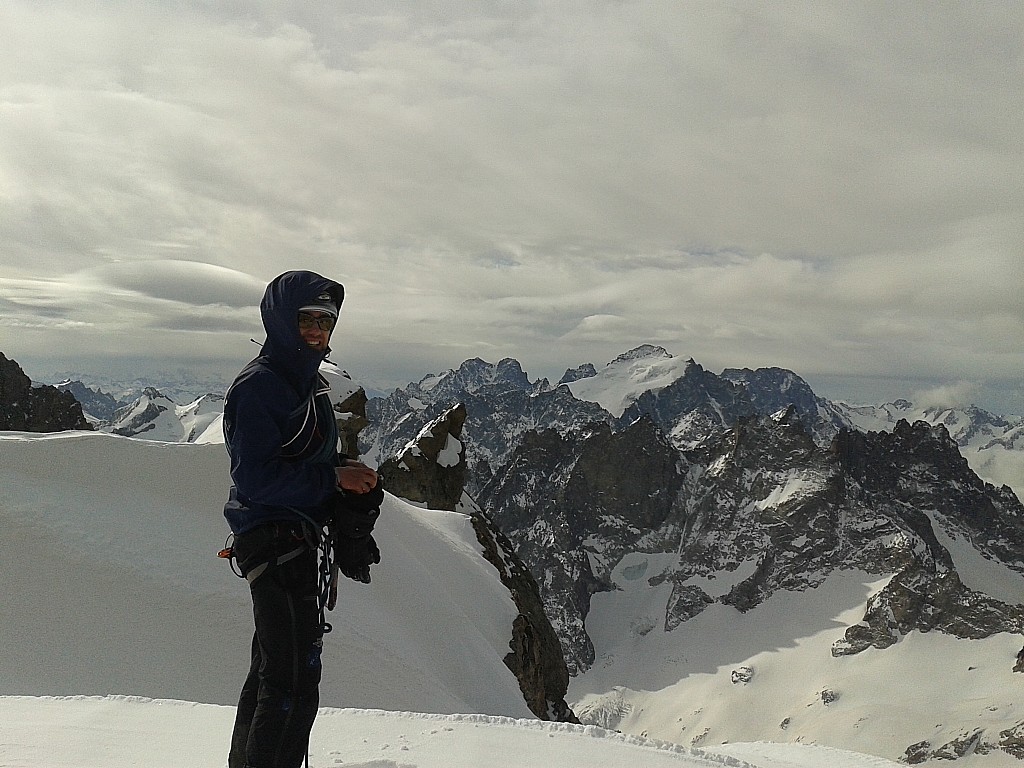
left=222, top=270, right=346, bottom=535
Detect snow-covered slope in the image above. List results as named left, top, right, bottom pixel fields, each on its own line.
left=176, top=393, right=225, bottom=443
left=96, top=360, right=361, bottom=446
left=100, top=386, right=224, bottom=443
left=103, top=387, right=182, bottom=440
left=571, top=563, right=1024, bottom=767
left=0, top=696, right=907, bottom=768
left=0, top=430, right=528, bottom=716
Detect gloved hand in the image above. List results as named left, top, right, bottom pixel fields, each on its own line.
left=334, top=533, right=380, bottom=584
left=333, top=481, right=384, bottom=514
left=327, top=483, right=384, bottom=585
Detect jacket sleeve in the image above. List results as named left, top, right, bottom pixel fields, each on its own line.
left=225, top=374, right=338, bottom=509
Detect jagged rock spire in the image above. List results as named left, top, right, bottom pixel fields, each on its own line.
left=378, top=402, right=468, bottom=511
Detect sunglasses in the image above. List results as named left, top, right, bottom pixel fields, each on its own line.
left=297, top=312, right=336, bottom=332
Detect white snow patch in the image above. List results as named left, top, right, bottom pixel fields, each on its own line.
left=683, top=559, right=760, bottom=599
left=437, top=433, right=463, bottom=467
left=755, top=474, right=821, bottom=511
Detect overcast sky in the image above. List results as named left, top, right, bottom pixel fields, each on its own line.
left=2, top=1, right=1022, bottom=413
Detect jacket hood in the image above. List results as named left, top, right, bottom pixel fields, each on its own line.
left=259, top=270, right=345, bottom=391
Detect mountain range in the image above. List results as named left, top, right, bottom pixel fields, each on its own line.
left=18, top=344, right=1024, bottom=765
left=48, top=345, right=1024, bottom=503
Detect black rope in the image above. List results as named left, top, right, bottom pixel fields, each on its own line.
left=291, top=515, right=335, bottom=636
left=315, top=524, right=335, bottom=635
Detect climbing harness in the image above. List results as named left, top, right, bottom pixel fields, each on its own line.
left=218, top=515, right=340, bottom=635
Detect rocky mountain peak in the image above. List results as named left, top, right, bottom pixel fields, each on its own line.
left=55, top=380, right=124, bottom=422
left=609, top=344, right=672, bottom=364
left=0, top=352, right=91, bottom=432
left=441, top=356, right=532, bottom=393
left=619, top=358, right=752, bottom=448
left=478, top=401, right=1024, bottom=675
left=479, top=416, right=687, bottom=673
left=557, top=363, right=598, bottom=386
left=109, top=388, right=173, bottom=437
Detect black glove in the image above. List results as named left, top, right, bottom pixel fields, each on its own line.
left=328, top=485, right=383, bottom=584
left=333, top=482, right=384, bottom=515
left=334, top=533, right=380, bottom=584
left=329, top=492, right=381, bottom=538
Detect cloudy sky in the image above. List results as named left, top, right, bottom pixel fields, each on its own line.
left=2, top=1, right=1022, bottom=413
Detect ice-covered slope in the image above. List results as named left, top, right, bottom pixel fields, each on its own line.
left=0, top=430, right=528, bottom=716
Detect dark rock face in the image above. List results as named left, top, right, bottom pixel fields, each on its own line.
left=557, top=362, right=598, bottom=385
left=621, top=359, right=755, bottom=448
left=827, top=421, right=1024, bottom=655
left=663, top=408, right=843, bottom=625
left=0, top=353, right=91, bottom=432
left=721, top=366, right=851, bottom=442
left=378, top=403, right=468, bottom=511
left=55, top=380, right=124, bottom=422
left=999, top=722, right=1024, bottom=759
left=471, top=512, right=577, bottom=722
left=478, top=417, right=686, bottom=673
left=904, top=730, right=988, bottom=763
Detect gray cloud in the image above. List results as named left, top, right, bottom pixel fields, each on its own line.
left=1, top=1, right=1022, bottom=413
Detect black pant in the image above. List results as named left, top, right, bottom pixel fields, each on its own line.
left=228, top=525, right=324, bottom=768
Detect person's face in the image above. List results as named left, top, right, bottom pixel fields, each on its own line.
left=297, top=311, right=335, bottom=352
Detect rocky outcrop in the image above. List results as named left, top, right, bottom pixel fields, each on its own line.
left=471, top=511, right=577, bottom=722
left=378, top=403, right=468, bottom=511
left=0, top=352, right=91, bottom=432
left=830, top=420, right=1024, bottom=655
left=903, top=729, right=993, bottom=763
left=333, top=386, right=369, bottom=460
left=998, top=722, right=1024, bottom=759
